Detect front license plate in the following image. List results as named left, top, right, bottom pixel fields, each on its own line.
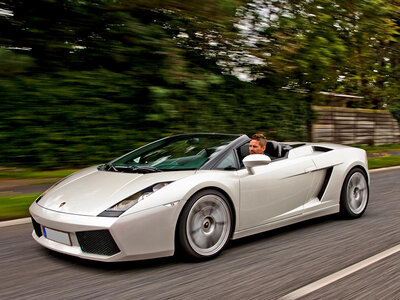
left=42, top=226, right=71, bottom=246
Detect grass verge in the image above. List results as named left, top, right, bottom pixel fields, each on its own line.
left=0, top=169, right=78, bottom=179
left=0, top=193, right=40, bottom=221
left=368, top=156, right=400, bottom=169
left=354, top=143, right=400, bottom=153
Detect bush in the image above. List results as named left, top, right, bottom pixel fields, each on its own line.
left=0, top=72, right=310, bottom=169
left=389, top=102, right=400, bottom=124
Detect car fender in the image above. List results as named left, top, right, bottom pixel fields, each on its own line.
left=123, top=170, right=240, bottom=229
left=312, top=147, right=369, bottom=205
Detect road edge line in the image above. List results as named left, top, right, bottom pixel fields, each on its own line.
left=279, top=244, right=400, bottom=299
left=0, top=217, right=31, bottom=228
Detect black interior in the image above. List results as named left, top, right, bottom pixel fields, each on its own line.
left=237, top=141, right=292, bottom=167
left=238, top=143, right=250, bottom=162
left=264, top=141, right=282, bottom=160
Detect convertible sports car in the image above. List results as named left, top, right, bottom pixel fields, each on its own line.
left=30, top=133, right=369, bottom=262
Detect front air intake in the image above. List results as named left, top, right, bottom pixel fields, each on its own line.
left=31, top=217, right=42, bottom=238
left=76, top=230, right=120, bottom=256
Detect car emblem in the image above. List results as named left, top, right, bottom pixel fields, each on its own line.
left=59, top=202, right=66, bottom=208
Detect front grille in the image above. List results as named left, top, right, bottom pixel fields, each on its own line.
left=31, top=217, right=42, bottom=237
left=76, top=230, right=120, bottom=256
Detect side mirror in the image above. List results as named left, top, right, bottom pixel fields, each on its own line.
left=243, top=154, right=271, bottom=174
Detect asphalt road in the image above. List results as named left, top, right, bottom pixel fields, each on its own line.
left=1, top=168, right=399, bottom=299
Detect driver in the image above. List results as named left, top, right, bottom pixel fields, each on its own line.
left=249, top=133, right=267, bottom=155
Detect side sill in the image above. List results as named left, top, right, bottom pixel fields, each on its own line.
left=232, top=205, right=339, bottom=240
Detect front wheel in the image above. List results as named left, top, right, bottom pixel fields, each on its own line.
left=177, top=189, right=233, bottom=260
left=340, top=167, right=369, bottom=218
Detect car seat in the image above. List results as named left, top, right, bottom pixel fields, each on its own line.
left=264, top=141, right=282, bottom=160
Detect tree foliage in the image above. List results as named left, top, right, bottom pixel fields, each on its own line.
left=237, top=0, right=400, bottom=106
left=0, top=0, right=399, bottom=169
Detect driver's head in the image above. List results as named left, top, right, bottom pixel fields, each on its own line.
left=249, top=133, right=266, bottom=154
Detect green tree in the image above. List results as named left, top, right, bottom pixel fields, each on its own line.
left=2, top=0, right=398, bottom=169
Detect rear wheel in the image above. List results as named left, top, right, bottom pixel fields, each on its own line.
left=340, top=167, right=369, bottom=218
left=177, top=189, right=232, bottom=260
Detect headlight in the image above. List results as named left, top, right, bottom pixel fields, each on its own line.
left=98, top=182, right=172, bottom=217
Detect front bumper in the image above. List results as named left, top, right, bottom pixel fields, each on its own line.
left=29, top=202, right=177, bottom=262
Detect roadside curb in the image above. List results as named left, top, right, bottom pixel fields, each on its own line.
left=0, top=217, right=31, bottom=228
left=369, top=165, right=400, bottom=173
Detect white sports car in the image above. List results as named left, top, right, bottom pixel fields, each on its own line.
left=30, top=133, right=369, bottom=262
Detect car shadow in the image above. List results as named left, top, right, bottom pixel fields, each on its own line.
left=43, top=214, right=344, bottom=271
left=227, top=214, right=341, bottom=251
left=45, top=248, right=181, bottom=271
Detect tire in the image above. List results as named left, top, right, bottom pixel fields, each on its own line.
left=177, top=189, right=233, bottom=260
left=340, top=167, right=369, bottom=218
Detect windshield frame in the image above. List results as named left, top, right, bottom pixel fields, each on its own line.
left=104, top=133, right=246, bottom=172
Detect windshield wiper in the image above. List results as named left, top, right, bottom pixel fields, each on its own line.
left=99, top=164, right=161, bottom=173
left=98, top=163, right=118, bottom=172
left=114, top=166, right=162, bottom=174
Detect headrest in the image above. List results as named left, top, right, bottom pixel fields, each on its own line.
left=265, top=141, right=282, bottom=158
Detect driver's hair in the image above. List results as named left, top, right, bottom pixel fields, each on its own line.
left=251, top=133, right=267, bottom=148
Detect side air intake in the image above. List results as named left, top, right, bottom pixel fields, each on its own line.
left=317, top=167, right=333, bottom=200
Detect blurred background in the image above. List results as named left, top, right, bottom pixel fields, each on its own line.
left=1, top=0, right=400, bottom=170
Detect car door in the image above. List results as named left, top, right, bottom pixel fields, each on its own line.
left=238, top=156, right=316, bottom=230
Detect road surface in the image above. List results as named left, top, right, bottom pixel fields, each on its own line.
left=0, top=168, right=399, bottom=299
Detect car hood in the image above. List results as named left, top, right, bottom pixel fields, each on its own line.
left=37, top=166, right=196, bottom=216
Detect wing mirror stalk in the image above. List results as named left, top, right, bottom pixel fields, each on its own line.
left=243, top=154, right=271, bottom=174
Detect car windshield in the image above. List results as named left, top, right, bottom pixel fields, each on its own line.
left=104, top=134, right=239, bottom=172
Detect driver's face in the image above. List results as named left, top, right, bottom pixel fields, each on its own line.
left=249, top=139, right=265, bottom=154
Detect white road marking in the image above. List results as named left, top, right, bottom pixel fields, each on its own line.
left=279, top=244, right=400, bottom=299
left=0, top=217, right=31, bottom=228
